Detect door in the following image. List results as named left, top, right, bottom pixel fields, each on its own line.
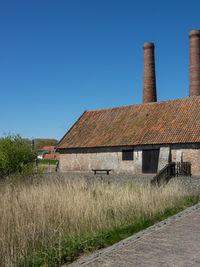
left=142, top=149, right=159, bottom=173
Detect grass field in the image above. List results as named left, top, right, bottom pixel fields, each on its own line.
left=0, top=175, right=199, bottom=266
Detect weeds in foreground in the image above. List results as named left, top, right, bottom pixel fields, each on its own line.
left=0, top=176, right=198, bottom=266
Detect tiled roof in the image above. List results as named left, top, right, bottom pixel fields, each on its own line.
left=43, top=153, right=59, bottom=160
left=43, top=146, right=56, bottom=152
left=57, top=96, right=200, bottom=149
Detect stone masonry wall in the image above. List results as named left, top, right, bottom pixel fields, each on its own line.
left=171, top=147, right=200, bottom=176
left=59, top=146, right=142, bottom=174
left=59, top=144, right=200, bottom=176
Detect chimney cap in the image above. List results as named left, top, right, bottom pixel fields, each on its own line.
left=143, top=42, right=154, bottom=49
left=189, top=30, right=200, bottom=38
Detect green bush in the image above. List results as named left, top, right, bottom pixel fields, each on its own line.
left=0, top=134, right=37, bottom=177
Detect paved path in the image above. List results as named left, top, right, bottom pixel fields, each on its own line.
left=70, top=203, right=200, bottom=267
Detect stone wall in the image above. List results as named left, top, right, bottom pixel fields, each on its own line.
left=59, top=144, right=200, bottom=176
left=171, top=145, right=200, bottom=176
left=59, top=146, right=142, bottom=174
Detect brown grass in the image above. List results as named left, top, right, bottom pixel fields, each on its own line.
left=0, top=176, right=187, bottom=266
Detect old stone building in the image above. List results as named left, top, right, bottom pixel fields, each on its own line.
left=56, top=30, right=200, bottom=176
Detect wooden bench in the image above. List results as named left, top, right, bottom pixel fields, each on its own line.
left=92, top=169, right=111, bottom=175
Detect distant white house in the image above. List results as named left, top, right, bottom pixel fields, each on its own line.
left=36, top=150, right=50, bottom=159
left=36, top=146, right=59, bottom=160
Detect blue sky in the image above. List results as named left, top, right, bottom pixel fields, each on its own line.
left=0, top=0, right=200, bottom=140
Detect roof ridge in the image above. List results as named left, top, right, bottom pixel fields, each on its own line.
left=86, top=96, right=200, bottom=113
left=57, top=95, right=200, bottom=149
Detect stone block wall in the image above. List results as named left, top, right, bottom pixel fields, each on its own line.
left=59, top=146, right=142, bottom=174
left=171, top=146, right=200, bottom=176
left=59, top=144, right=200, bottom=176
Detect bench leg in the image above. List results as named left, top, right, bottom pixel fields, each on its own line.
left=107, top=171, right=109, bottom=175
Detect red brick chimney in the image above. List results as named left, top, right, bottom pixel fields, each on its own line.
left=189, top=30, right=200, bottom=96
left=143, top=42, right=157, bottom=104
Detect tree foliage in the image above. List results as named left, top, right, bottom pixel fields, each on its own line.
left=0, top=134, right=37, bottom=177
left=23, top=138, right=58, bottom=150
left=34, top=138, right=58, bottom=150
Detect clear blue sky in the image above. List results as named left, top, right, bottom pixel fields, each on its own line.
left=0, top=0, right=200, bottom=140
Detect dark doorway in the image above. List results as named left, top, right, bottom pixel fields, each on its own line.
left=142, top=149, right=159, bottom=173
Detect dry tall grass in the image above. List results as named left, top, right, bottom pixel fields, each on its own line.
left=0, top=176, right=186, bottom=266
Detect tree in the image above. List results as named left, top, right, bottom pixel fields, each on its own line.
left=0, top=134, right=37, bottom=177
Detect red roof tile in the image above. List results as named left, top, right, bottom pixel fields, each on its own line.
left=43, top=146, right=56, bottom=152
left=57, top=96, right=200, bottom=149
left=43, top=153, right=59, bottom=160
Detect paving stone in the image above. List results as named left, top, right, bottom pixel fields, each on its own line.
left=70, top=203, right=200, bottom=267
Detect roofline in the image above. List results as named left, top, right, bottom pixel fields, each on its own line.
left=85, top=96, right=200, bottom=113
left=56, top=110, right=88, bottom=150
left=57, top=142, right=200, bottom=151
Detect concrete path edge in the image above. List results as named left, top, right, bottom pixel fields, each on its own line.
left=69, top=202, right=200, bottom=266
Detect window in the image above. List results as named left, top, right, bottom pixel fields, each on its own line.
left=122, top=150, right=134, bottom=160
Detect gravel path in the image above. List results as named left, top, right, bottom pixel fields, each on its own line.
left=48, top=172, right=200, bottom=195
left=168, top=176, right=200, bottom=195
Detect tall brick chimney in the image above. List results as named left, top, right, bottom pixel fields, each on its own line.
left=189, top=30, right=200, bottom=96
left=143, top=42, right=157, bottom=104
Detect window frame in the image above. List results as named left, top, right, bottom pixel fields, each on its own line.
left=122, top=149, right=134, bottom=161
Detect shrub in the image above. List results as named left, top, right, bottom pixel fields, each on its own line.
left=0, top=134, right=36, bottom=177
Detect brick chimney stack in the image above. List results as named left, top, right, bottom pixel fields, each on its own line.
left=143, top=42, right=157, bottom=104
left=189, top=30, right=200, bottom=96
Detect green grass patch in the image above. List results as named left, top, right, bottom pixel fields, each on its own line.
left=37, top=159, right=59, bottom=165
left=16, top=195, right=200, bottom=267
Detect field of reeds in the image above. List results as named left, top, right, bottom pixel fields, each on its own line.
left=0, top=175, right=198, bottom=266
